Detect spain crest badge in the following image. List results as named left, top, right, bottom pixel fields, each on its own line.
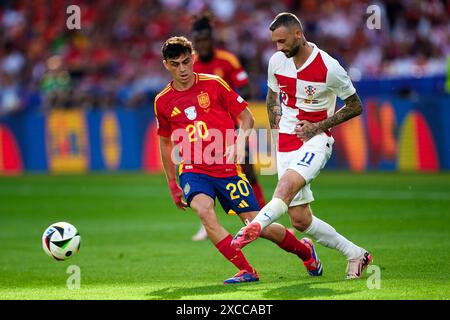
left=197, top=92, right=211, bottom=111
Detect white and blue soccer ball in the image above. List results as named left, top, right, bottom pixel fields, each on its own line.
left=42, top=222, right=81, bottom=261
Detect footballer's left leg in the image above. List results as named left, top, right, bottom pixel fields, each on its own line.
left=289, top=203, right=364, bottom=259
left=289, top=203, right=372, bottom=279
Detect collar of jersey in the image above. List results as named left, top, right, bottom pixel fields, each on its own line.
left=293, top=42, right=319, bottom=72
left=170, top=73, right=199, bottom=92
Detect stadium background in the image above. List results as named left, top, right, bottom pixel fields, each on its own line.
left=0, top=0, right=450, bottom=301
left=0, top=0, right=449, bottom=174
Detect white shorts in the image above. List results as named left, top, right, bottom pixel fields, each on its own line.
left=277, top=133, right=334, bottom=207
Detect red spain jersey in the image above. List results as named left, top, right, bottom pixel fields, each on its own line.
left=193, top=49, right=249, bottom=90
left=154, top=73, right=248, bottom=178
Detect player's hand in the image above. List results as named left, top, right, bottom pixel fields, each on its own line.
left=168, top=180, right=188, bottom=210
left=295, top=120, right=322, bottom=142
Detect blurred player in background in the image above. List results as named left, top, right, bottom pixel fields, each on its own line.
left=232, top=13, right=373, bottom=279
left=155, top=36, right=323, bottom=283
left=190, top=15, right=267, bottom=241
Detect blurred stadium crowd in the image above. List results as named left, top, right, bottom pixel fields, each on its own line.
left=0, top=0, right=448, bottom=115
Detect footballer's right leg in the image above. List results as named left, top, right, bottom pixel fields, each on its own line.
left=231, top=169, right=301, bottom=248
left=189, top=193, right=258, bottom=284
left=234, top=132, right=332, bottom=242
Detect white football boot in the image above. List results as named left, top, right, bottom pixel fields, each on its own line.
left=346, top=250, right=373, bottom=279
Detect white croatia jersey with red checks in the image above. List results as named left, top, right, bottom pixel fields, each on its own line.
left=267, top=42, right=356, bottom=152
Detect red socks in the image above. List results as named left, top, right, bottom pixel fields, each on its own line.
left=251, top=182, right=266, bottom=208
left=215, top=234, right=254, bottom=272
left=278, top=229, right=312, bottom=261
left=215, top=231, right=311, bottom=273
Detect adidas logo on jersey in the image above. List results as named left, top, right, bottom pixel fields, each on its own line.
left=171, top=107, right=181, bottom=117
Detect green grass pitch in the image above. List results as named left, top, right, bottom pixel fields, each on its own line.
left=0, top=172, right=449, bottom=300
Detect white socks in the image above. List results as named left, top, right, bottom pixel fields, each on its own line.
left=304, top=216, right=363, bottom=260
left=252, top=199, right=363, bottom=260
left=252, top=198, right=288, bottom=229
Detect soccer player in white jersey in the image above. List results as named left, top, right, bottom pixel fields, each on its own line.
left=231, top=12, right=373, bottom=279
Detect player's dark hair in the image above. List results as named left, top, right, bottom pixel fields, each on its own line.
left=161, top=36, right=193, bottom=60
left=192, top=14, right=213, bottom=34
left=269, top=12, right=302, bottom=31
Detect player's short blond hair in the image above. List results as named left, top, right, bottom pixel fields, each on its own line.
left=161, top=36, right=193, bottom=60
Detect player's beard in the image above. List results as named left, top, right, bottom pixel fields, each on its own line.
left=284, top=42, right=300, bottom=58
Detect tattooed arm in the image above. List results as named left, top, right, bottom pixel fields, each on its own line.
left=267, top=88, right=281, bottom=130
left=266, top=88, right=281, bottom=148
left=295, top=92, right=363, bottom=141
left=319, top=93, right=363, bottom=131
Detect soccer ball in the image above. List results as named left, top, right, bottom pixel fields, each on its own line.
left=42, top=222, right=81, bottom=261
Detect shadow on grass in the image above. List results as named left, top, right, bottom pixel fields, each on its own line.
left=145, top=279, right=357, bottom=300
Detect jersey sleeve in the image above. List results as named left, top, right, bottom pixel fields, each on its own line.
left=267, top=54, right=280, bottom=93
left=326, top=59, right=356, bottom=100
left=220, top=51, right=249, bottom=89
left=229, top=65, right=249, bottom=89
left=217, top=78, right=248, bottom=119
left=154, top=100, right=171, bottom=137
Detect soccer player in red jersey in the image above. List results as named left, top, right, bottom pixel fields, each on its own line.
left=191, top=15, right=251, bottom=100
left=190, top=15, right=267, bottom=241
left=155, top=36, right=324, bottom=283
left=231, top=13, right=372, bottom=279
